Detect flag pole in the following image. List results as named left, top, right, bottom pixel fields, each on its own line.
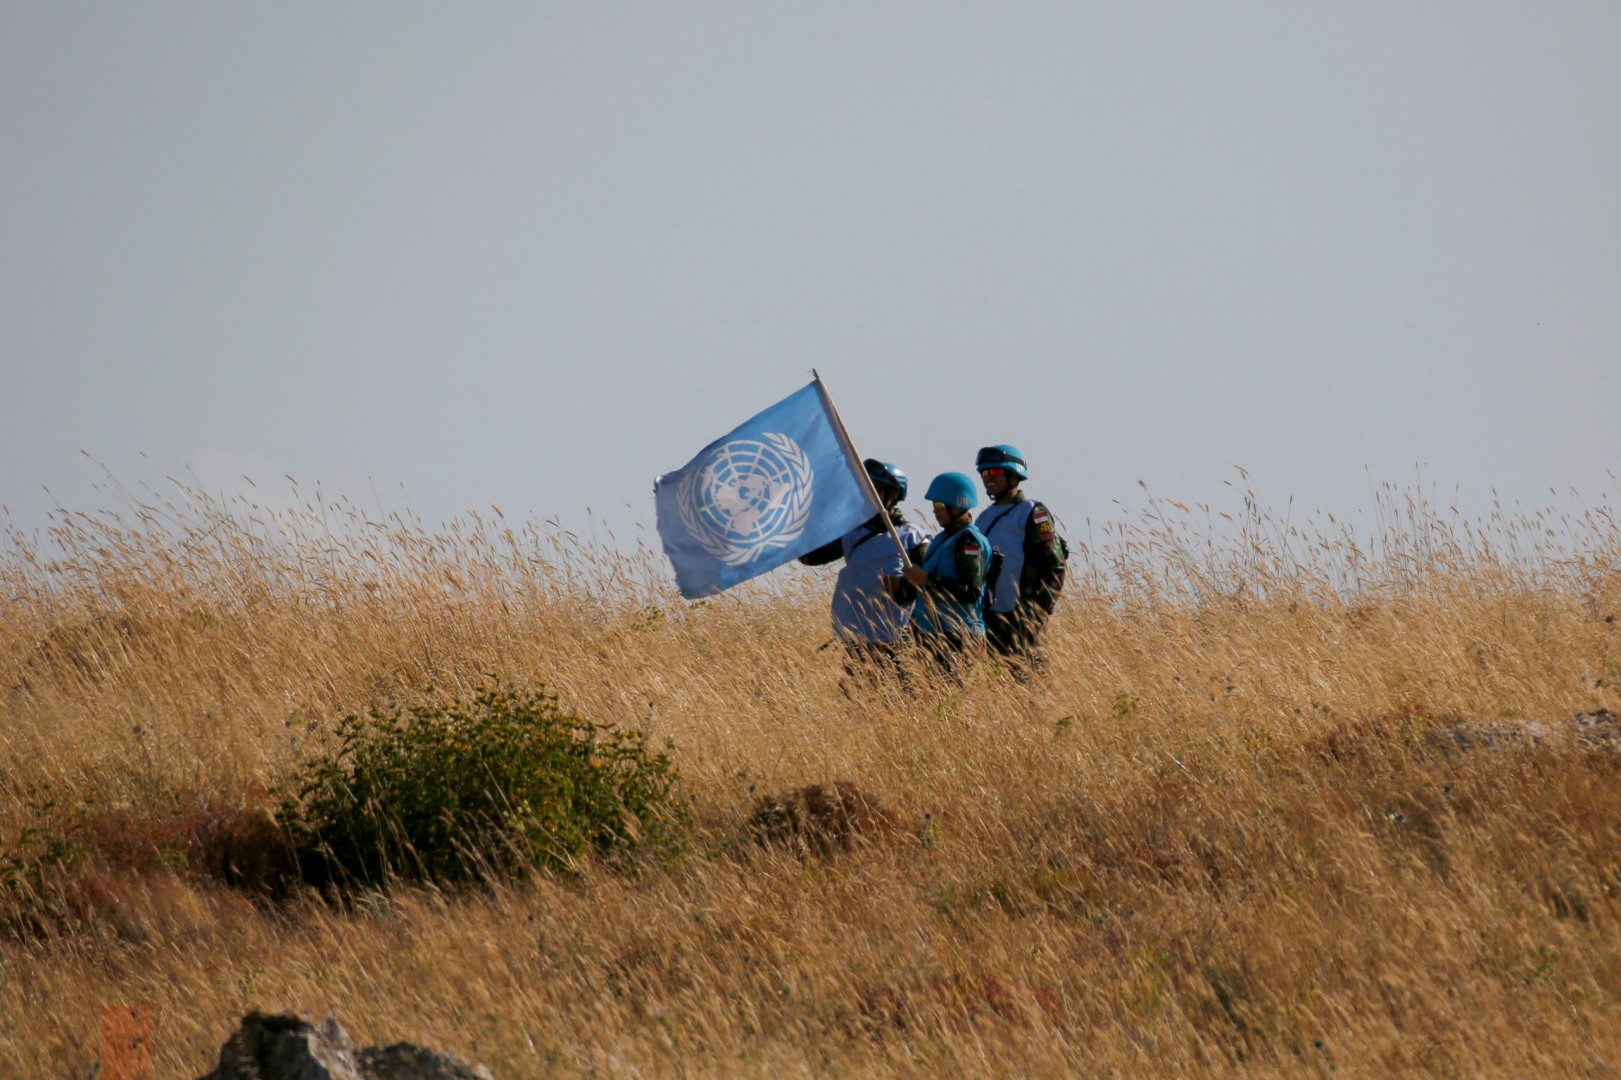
left=811, top=370, right=913, bottom=564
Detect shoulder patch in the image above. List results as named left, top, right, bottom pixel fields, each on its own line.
left=959, top=536, right=982, bottom=554
left=1030, top=504, right=1056, bottom=542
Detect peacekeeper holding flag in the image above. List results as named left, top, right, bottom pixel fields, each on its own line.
left=798, top=459, right=930, bottom=685
left=973, top=445, right=1068, bottom=673
left=886, top=472, right=991, bottom=676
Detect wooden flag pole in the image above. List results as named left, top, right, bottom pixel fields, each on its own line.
left=811, top=370, right=912, bottom=565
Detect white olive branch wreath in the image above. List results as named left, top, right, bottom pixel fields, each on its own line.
left=678, top=433, right=814, bottom=567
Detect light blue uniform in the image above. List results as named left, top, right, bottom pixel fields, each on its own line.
left=830, top=520, right=930, bottom=643
left=909, top=523, right=991, bottom=638
left=975, top=500, right=1036, bottom=614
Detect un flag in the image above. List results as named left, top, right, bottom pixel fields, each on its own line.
left=655, top=381, right=881, bottom=599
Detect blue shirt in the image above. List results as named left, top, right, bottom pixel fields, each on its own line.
left=909, top=522, right=990, bottom=637
left=829, top=519, right=930, bottom=643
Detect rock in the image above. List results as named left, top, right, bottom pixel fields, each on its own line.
left=360, top=1045, right=493, bottom=1080
left=196, top=1014, right=492, bottom=1080
left=1426, top=711, right=1621, bottom=759
left=1571, top=709, right=1621, bottom=755
left=748, top=781, right=888, bottom=857
left=198, top=1013, right=361, bottom=1080
left=1428, top=719, right=1546, bottom=755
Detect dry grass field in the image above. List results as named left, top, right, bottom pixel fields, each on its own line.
left=3, top=479, right=1621, bottom=1077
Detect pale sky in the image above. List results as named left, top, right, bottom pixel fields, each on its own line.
left=3, top=3, right=1618, bottom=548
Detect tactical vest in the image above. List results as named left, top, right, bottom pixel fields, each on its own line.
left=975, top=499, right=1036, bottom=614
left=911, top=523, right=989, bottom=637
left=830, top=520, right=929, bottom=643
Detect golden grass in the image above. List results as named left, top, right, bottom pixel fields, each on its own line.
left=3, top=480, right=1621, bottom=1077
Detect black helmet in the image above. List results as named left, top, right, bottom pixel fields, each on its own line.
left=863, top=459, right=908, bottom=499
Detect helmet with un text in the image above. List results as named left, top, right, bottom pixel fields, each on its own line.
left=924, top=472, right=979, bottom=510
left=863, top=459, right=908, bottom=500
left=975, top=444, right=1029, bottom=482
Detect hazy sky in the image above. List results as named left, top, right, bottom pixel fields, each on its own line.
left=4, top=3, right=1618, bottom=546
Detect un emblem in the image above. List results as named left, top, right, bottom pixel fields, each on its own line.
left=678, top=432, right=814, bottom=566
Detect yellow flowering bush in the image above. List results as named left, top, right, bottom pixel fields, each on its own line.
left=276, top=686, right=688, bottom=887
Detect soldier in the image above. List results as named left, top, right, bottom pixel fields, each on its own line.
left=798, top=459, right=929, bottom=687
left=973, top=445, right=1067, bottom=672
left=887, top=472, right=991, bottom=677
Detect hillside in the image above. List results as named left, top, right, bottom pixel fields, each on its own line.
left=3, top=486, right=1619, bottom=1077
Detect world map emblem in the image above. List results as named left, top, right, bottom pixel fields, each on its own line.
left=678, top=432, right=814, bottom=566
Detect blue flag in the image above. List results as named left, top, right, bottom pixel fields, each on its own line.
left=655, top=381, right=881, bottom=599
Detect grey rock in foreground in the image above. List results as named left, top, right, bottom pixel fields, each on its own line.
left=197, top=1013, right=491, bottom=1080
left=360, top=1044, right=493, bottom=1080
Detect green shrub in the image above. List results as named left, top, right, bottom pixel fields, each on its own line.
left=276, top=686, right=689, bottom=887
left=0, top=789, right=87, bottom=937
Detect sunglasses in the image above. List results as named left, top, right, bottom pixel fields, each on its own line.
left=980, top=468, right=1008, bottom=478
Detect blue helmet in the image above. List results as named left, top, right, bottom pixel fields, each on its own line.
left=864, top=459, right=907, bottom=500
left=924, top=472, right=979, bottom=510
left=976, top=444, right=1029, bottom=482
